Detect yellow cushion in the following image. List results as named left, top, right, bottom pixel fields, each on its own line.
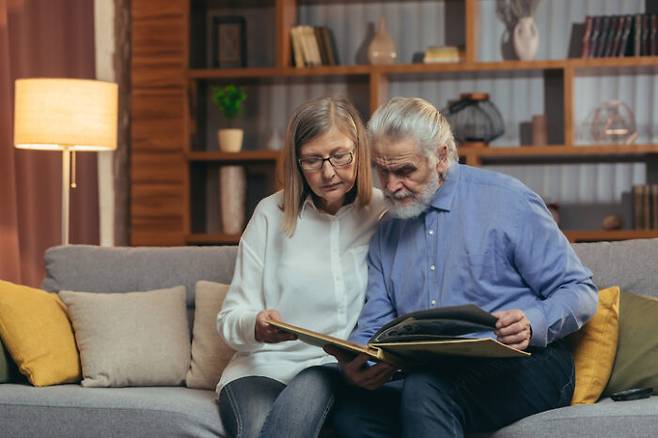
left=568, top=286, right=620, bottom=404
left=0, top=280, right=81, bottom=386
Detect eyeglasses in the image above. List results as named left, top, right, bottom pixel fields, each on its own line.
left=298, top=150, right=354, bottom=172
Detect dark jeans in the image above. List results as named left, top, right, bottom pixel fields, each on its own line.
left=218, top=365, right=339, bottom=438
left=333, top=340, right=575, bottom=438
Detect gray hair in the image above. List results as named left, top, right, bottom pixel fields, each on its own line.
left=367, top=97, right=458, bottom=167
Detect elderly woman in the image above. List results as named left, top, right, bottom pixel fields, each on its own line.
left=216, top=96, right=387, bottom=438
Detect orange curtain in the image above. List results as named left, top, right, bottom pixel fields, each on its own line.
left=0, top=0, right=99, bottom=287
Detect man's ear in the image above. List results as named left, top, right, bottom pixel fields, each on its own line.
left=435, top=145, right=449, bottom=174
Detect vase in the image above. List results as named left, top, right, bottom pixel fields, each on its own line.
left=368, top=17, right=397, bottom=65
left=219, top=165, right=246, bottom=235
left=513, top=16, right=539, bottom=61
left=218, top=128, right=243, bottom=152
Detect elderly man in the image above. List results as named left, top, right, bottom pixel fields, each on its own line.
left=327, top=97, right=598, bottom=438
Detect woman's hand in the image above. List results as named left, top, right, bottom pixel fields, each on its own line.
left=254, top=309, right=297, bottom=343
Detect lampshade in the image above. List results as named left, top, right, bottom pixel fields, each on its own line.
left=14, top=78, right=118, bottom=151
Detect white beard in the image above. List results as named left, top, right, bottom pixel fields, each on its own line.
left=386, top=171, right=441, bottom=219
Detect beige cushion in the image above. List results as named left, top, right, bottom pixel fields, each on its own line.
left=59, top=286, right=190, bottom=387
left=186, top=280, right=235, bottom=389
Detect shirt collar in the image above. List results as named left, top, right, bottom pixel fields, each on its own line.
left=300, top=194, right=354, bottom=217
left=429, top=163, right=461, bottom=212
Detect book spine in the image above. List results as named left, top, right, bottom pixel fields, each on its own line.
left=649, top=14, right=658, bottom=56
left=644, top=184, right=650, bottom=230
left=608, top=15, right=623, bottom=57
left=653, top=184, right=658, bottom=230
left=581, top=16, right=593, bottom=58
left=633, top=184, right=643, bottom=229
left=642, top=13, right=650, bottom=56
left=619, top=15, right=633, bottom=57
left=589, top=16, right=601, bottom=58
left=633, top=14, right=642, bottom=56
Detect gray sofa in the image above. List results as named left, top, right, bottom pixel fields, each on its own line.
left=1, top=239, right=657, bottom=437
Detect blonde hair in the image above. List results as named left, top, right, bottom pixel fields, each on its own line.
left=368, top=97, right=459, bottom=167
left=280, top=96, right=372, bottom=236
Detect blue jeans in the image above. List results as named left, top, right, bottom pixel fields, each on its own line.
left=333, top=340, right=575, bottom=438
left=218, top=365, right=338, bottom=438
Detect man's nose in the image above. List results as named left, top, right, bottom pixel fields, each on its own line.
left=384, top=173, right=402, bottom=193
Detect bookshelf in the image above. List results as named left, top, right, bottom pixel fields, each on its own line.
left=130, top=0, right=658, bottom=246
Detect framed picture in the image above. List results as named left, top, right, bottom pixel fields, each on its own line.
left=211, top=16, right=247, bottom=68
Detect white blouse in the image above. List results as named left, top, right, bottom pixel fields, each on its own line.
left=216, top=189, right=387, bottom=393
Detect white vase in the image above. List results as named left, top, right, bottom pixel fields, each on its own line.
left=368, top=17, right=397, bottom=65
left=218, top=129, right=243, bottom=152
left=219, top=166, right=246, bottom=235
left=513, top=16, right=539, bottom=61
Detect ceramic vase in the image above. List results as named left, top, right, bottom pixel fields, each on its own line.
left=513, top=16, right=539, bottom=61
left=218, top=129, right=243, bottom=152
left=219, top=165, right=246, bottom=235
left=368, top=17, right=397, bottom=65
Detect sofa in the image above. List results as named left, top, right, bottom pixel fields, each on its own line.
left=1, top=239, right=657, bottom=437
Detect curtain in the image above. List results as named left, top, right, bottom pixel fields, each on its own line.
left=0, top=0, right=99, bottom=287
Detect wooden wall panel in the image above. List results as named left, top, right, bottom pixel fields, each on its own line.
left=130, top=0, right=187, bottom=245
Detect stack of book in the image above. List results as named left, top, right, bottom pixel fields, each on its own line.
left=423, top=46, right=461, bottom=64
left=581, top=13, right=658, bottom=58
left=632, top=184, right=658, bottom=230
left=290, top=25, right=339, bottom=68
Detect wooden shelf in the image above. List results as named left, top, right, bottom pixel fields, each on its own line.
left=186, top=233, right=240, bottom=245
left=466, top=144, right=658, bottom=164
left=188, top=65, right=371, bottom=80
left=130, top=0, right=658, bottom=246
left=187, top=57, right=658, bottom=81
left=187, top=150, right=281, bottom=162
left=564, top=230, right=658, bottom=243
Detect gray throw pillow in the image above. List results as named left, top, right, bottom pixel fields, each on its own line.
left=59, top=286, right=191, bottom=387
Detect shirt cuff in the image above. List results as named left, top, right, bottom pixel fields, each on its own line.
left=238, top=309, right=261, bottom=345
left=524, top=305, right=548, bottom=348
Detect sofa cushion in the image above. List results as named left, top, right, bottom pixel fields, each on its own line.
left=186, top=281, right=235, bottom=390
left=482, top=397, right=658, bottom=438
left=573, top=238, right=658, bottom=297
left=0, top=280, right=81, bottom=387
left=568, top=286, right=620, bottom=404
left=59, top=286, right=190, bottom=387
left=42, top=245, right=238, bottom=308
left=0, top=384, right=225, bottom=437
left=603, top=291, right=658, bottom=397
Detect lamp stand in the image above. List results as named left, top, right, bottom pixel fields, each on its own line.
left=61, top=147, right=70, bottom=245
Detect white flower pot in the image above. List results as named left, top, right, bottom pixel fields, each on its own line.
left=218, top=129, right=244, bottom=152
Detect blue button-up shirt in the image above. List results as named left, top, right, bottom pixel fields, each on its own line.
left=350, top=164, right=598, bottom=348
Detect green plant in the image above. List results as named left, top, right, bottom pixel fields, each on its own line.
left=211, top=84, right=247, bottom=127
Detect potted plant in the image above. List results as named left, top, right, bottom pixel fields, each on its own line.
left=211, top=84, right=247, bottom=152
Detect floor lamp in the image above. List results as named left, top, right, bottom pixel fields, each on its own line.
left=13, top=78, right=118, bottom=245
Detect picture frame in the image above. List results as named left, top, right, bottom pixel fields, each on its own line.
left=211, top=16, right=247, bottom=68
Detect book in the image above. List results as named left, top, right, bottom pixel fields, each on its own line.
left=581, top=16, right=593, bottom=58
left=267, top=304, right=530, bottom=369
left=423, top=46, right=460, bottom=64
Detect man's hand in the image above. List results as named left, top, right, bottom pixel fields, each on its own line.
left=324, top=345, right=397, bottom=390
left=254, top=309, right=297, bottom=343
left=492, top=309, right=532, bottom=351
